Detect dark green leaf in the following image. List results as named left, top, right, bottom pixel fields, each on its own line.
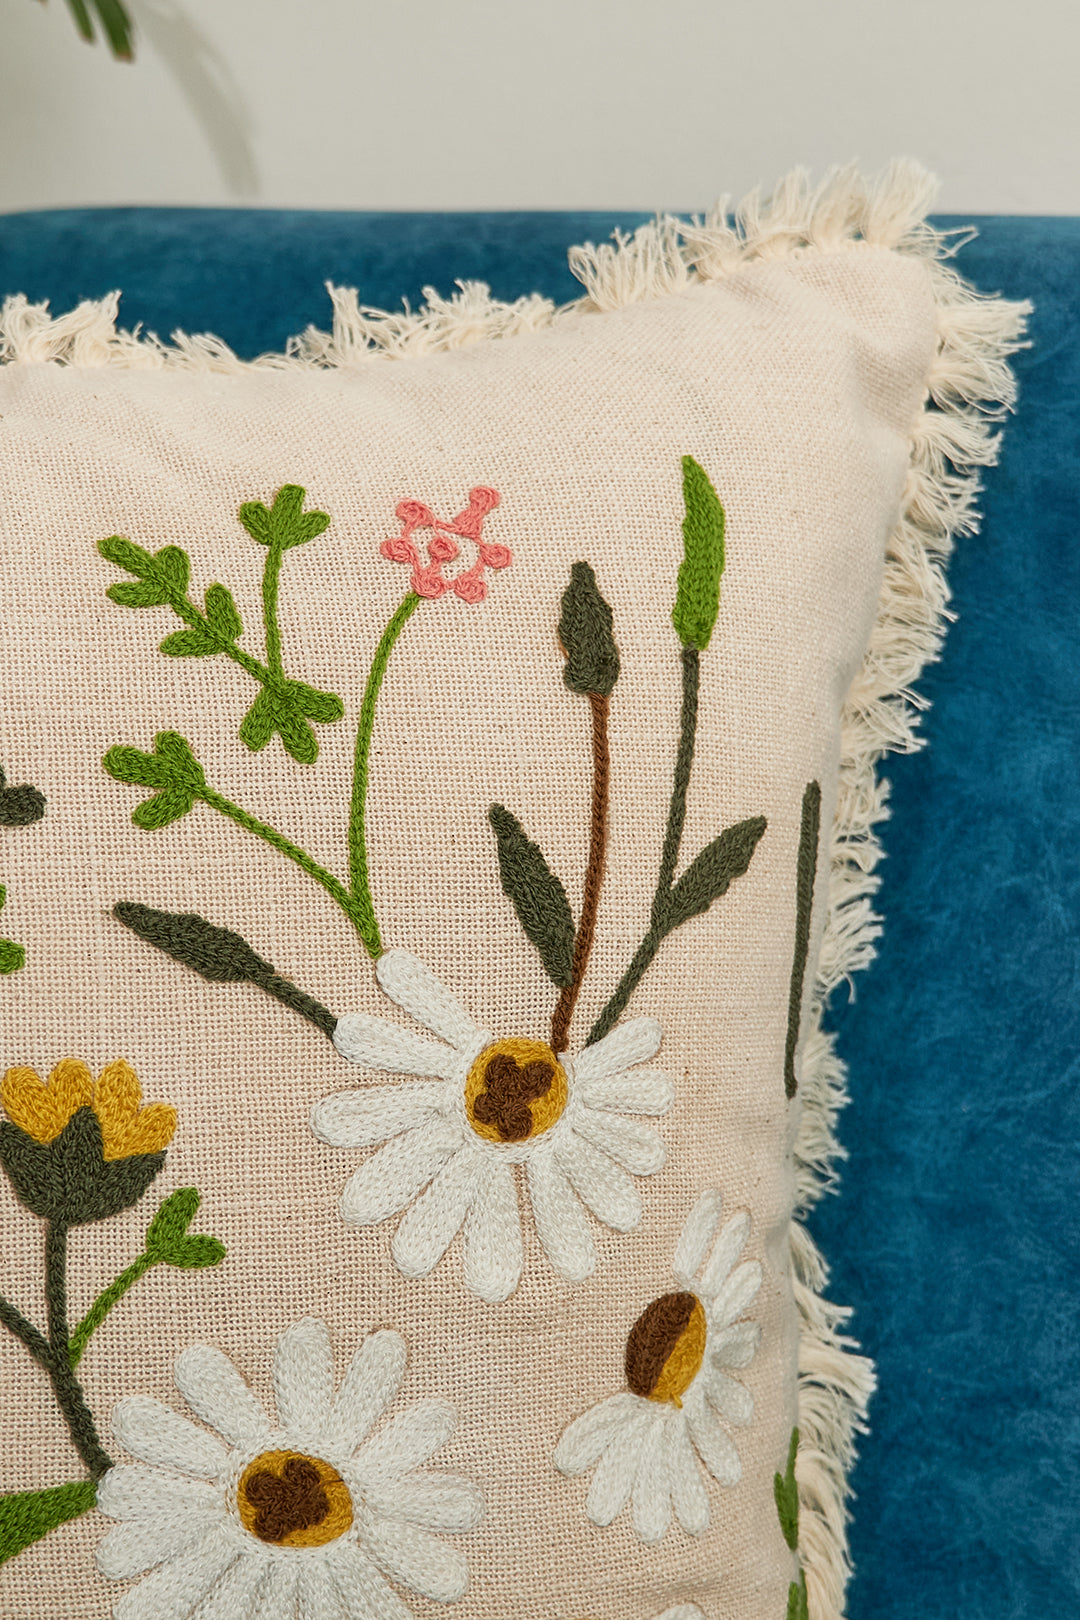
left=0, top=1111, right=163, bottom=1224
left=672, top=455, right=726, bottom=651
left=203, top=583, right=243, bottom=642
left=114, top=903, right=276, bottom=984
left=288, top=681, right=345, bottom=723
left=159, top=630, right=218, bottom=659
left=0, top=1481, right=97, bottom=1567
left=99, top=535, right=155, bottom=577
left=0, top=768, right=46, bottom=826
left=0, top=940, right=25, bottom=975
left=488, top=804, right=575, bottom=986
left=558, top=562, right=620, bottom=697
left=664, top=815, right=767, bottom=932
left=238, top=690, right=276, bottom=752
left=0, top=1122, right=57, bottom=1218
left=62, top=0, right=96, bottom=44
left=774, top=1427, right=800, bottom=1549
left=91, top=0, right=135, bottom=59
left=106, top=580, right=171, bottom=609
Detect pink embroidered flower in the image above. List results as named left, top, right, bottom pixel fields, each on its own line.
left=380, top=486, right=509, bottom=601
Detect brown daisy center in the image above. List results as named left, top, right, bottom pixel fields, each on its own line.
left=625, top=1290, right=707, bottom=1406
left=464, top=1037, right=569, bottom=1143
left=237, top=1449, right=353, bottom=1547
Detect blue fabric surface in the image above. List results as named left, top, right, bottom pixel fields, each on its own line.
left=0, top=205, right=1075, bottom=1617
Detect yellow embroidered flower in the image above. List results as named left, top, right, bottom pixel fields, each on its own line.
left=1, top=1057, right=176, bottom=1161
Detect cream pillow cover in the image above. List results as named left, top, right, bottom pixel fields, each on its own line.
left=0, top=165, right=1026, bottom=1620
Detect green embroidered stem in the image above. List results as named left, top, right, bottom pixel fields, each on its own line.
left=0, top=1295, right=50, bottom=1369
left=348, top=591, right=422, bottom=957
left=262, top=537, right=286, bottom=679
left=43, top=1223, right=111, bottom=1479
left=198, top=787, right=364, bottom=937
left=784, top=784, right=821, bottom=1098
left=68, top=1253, right=153, bottom=1368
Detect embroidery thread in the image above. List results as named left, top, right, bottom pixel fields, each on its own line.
left=775, top=1427, right=809, bottom=1619
left=0, top=1059, right=225, bottom=1566
left=784, top=782, right=821, bottom=1098
left=554, top=1189, right=762, bottom=1541
left=0, top=764, right=46, bottom=974
left=96, top=1317, right=483, bottom=1615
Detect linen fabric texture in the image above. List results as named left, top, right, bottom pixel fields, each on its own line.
left=0, top=169, right=1024, bottom=1620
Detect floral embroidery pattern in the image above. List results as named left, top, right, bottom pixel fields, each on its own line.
left=0, top=762, right=46, bottom=973
left=554, top=1190, right=762, bottom=1541
left=95, top=1317, right=483, bottom=1617
left=313, top=950, right=672, bottom=1303
left=0, top=1059, right=224, bottom=1566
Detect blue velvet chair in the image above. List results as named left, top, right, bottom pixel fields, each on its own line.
left=1, top=207, right=1075, bottom=1620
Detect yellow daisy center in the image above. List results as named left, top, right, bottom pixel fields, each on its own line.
left=237, top=1449, right=353, bottom=1548
left=464, top=1037, right=568, bottom=1143
left=625, top=1291, right=708, bottom=1407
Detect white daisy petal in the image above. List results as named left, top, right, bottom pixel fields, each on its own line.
left=375, top=950, right=483, bottom=1052
left=705, top=1369, right=754, bottom=1427
left=665, top=1412, right=710, bottom=1536
left=585, top=1407, right=654, bottom=1526
left=711, top=1258, right=763, bottom=1328
left=685, top=1394, right=741, bottom=1487
left=657, top=1607, right=706, bottom=1620
left=464, top=1160, right=523, bottom=1303
left=574, top=1110, right=666, bottom=1176
left=339, top=1118, right=461, bottom=1226
left=710, top=1319, right=762, bottom=1370
left=174, top=1345, right=268, bottom=1447
left=323, top=1329, right=407, bottom=1457
left=364, top=1518, right=470, bottom=1602
left=331, top=1543, right=411, bottom=1620
left=192, top=1554, right=268, bottom=1620
left=392, top=1144, right=482, bottom=1278
left=112, top=1529, right=238, bottom=1620
left=558, top=1132, right=641, bottom=1232
left=258, top=1560, right=300, bottom=1620
left=526, top=1152, right=596, bottom=1283
left=112, top=1395, right=228, bottom=1479
left=673, top=1190, right=723, bottom=1287
left=364, top=1472, right=484, bottom=1533
left=573, top=1017, right=662, bottom=1083
left=312, top=1082, right=449, bottom=1149
left=631, top=1411, right=672, bottom=1542
left=274, top=1317, right=334, bottom=1439
left=555, top=1394, right=646, bottom=1475
left=299, top=1560, right=348, bottom=1620
left=353, top=1400, right=458, bottom=1486
left=699, top=1210, right=751, bottom=1301
left=96, top=1509, right=220, bottom=1580
left=578, top=1069, right=674, bottom=1115
left=96, top=1463, right=219, bottom=1522
left=332, top=1013, right=459, bottom=1080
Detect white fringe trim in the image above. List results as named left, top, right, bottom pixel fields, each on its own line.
left=0, top=161, right=1030, bottom=1618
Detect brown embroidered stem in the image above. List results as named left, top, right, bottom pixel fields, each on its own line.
left=551, top=691, right=611, bottom=1053
left=43, top=1223, right=112, bottom=1479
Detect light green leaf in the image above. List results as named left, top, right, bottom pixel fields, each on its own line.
left=238, top=485, right=330, bottom=551
left=145, top=1187, right=226, bottom=1269
left=154, top=546, right=190, bottom=594
left=131, top=789, right=196, bottom=830
left=99, top=535, right=155, bottom=577
left=0, top=939, right=26, bottom=974
left=106, top=580, right=171, bottom=609
left=774, top=1427, right=800, bottom=1550
left=238, top=690, right=276, bottom=752
left=160, top=629, right=218, bottom=658
left=203, top=583, right=243, bottom=642
left=672, top=455, right=726, bottom=651
left=0, top=1481, right=97, bottom=1566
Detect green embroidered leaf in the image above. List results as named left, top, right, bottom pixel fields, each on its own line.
left=99, top=534, right=156, bottom=577
left=275, top=706, right=319, bottom=765
left=106, top=579, right=171, bottom=609
left=0, top=1110, right=164, bottom=1224
left=786, top=1574, right=808, bottom=1620
left=0, top=767, right=45, bottom=826
left=240, top=684, right=339, bottom=762
left=558, top=562, right=620, bottom=697
left=104, top=732, right=206, bottom=829
left=672, top=455, right=726, bottom=651
left=154, top=545, right=191, bottom=593
left=131, top=789, right=196, bottom=830
left=663, top=815, right=767, bottom=933
left=238, top=689, right=277, bottom=752
left=289, top=681, right=345, bottom=723
left=145, top=1187, right=226, bottom=1269
left=0, top=939, right=26, bottom=974
left=203, top=582, right=243, bottom=642
left=159, top=629, right=219, bottom=658
left=774, top=1427, right=800, bottom=1550
left=0, top=1480, right=97, bottom=1566
left=488, top=804, right=575, bottom=987
left=238, top=485, right=330, bottom=551
left=100, top=536, right=190, bottom=599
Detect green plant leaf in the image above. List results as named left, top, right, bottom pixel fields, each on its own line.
left=145, top=1187, right=226, bottom=1269
left=238, top=689, right=276, bottom=752
left=0, top=1110, right=163, bottom=1224
left=663, top=815, right=767, bottom=933
left=106, top=580, right=171, bottom=609
left=0, top=940, right=25, bottom=974
left=103, top=732, right=205, bottom=829
left=62, top=0, right=96, bottom=44
left=0, top=767, right=46, bottom=826
left=238, top=485, right=329, bottom=551
left=672, top=455, right=726, bottom=651
left=288, top=681, right=345, bottom=723
left=131, top=789, right=196, bottom=830
left=114, top=902, right=275, bottom=983
left=90, top=0, right=135, bottom=59
left=558, top=562, right=620, bottom=697
left=488, top=804, right=575, bottom=987
left=786, top=1574, right=808, bottom=1620
left=203, top=583, right=243, bottom=642
left=0, top=1480, right=97, bottom=1566
left=159, top=629, right=219, bottom=658
left=99, top=535, right=155, bottom=577
left=774, top=1426, right=800, bottom=1550
left=276, top=706, right=318, bottom=765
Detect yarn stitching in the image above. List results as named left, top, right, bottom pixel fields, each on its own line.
left=784, top=783, right=821, bottom=1098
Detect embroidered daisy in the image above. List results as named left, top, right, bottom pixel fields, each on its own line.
left=312, top=949, right=673, bottom=1305
left=554, top=1190, right=762, bottom=1542
left=96, top=1317, right=482, bottom=1619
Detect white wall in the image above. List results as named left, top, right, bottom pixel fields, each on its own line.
left=0, top=0, right=1076, bottom=214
